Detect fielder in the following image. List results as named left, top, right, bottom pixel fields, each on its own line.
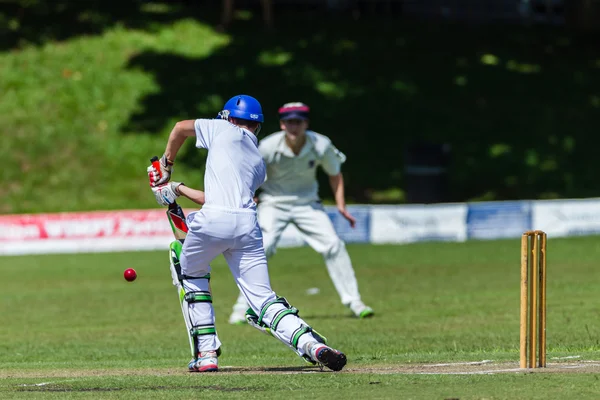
left=149, top=95, right=346, bottom=372
left=228, top=102, right=374, bottom=325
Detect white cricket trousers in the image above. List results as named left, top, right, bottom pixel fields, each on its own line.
left=180, top=204, right=318, bottom=354
left=260, top=201, right=361, bottom=305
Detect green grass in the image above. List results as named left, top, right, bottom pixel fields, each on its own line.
left=2, top=238, right=600, bottom=398
left=1, top=18, right=227, bottom=213
left=3, top=374, right=600, bottom=400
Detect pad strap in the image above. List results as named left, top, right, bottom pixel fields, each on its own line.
left=258, top=297, right=291, bottom=325
left=184, top=291, right=212, bottom=303
left=270, top=307, right=299, bottom=331
left=291, top=325, right=312, bottom=348
left=190, top=325, right=216, bottom=337
left=181, top=274, right=211, bottom=280
left=190, top=325, right=217, bottom=359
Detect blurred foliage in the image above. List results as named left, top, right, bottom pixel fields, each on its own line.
left=1, top=1, right=600, bottom=213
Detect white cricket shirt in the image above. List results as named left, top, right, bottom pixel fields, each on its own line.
left=258, top=130, right=346, bottom=205
left=194, top=119, right=266, bottom=210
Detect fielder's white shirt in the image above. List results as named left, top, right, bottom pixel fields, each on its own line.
left=258, top=130, right=346, bottom=205
left=194, top=119, right=266, bottom=210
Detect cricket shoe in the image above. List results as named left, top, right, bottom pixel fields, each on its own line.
left=228, top=302, right=249, bottom=325
left=349, top=301, right=374, bottom=319
left=228, top=308, right=248, bottom=325
left=188, top=350, right=219, bottom=372
left=306, top=342, right=347, bottom=372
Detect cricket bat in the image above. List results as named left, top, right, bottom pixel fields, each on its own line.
left=151, top=156, right=197, bottom=358
left=150, top=156, right=189, bottom=241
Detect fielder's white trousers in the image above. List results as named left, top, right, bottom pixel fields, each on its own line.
left=180, top=204, right=317, bottom=354
left=236, top=201, right=361, bottom=306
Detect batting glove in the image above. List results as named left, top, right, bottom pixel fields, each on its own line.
left=152, top=181, right=184, bottom=207
left=149, top=154, right=173, bottom=186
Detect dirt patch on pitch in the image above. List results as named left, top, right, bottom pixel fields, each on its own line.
left=219, top=360, right=600, bottom=375
left=350, top=360, right=600, bottom=375
left=4, top=360, right=600, bottom=379
left=16, top=384, right=255, bottom=393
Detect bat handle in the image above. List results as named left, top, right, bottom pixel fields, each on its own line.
left=150, top=156, right=163, bottom=179
left=150, top=156, right=177, bottom=208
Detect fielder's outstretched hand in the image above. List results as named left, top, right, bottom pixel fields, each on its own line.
left=338, top=207, right=356, bottom=228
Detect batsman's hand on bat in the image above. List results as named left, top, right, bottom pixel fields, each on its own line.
left=148, top=164, right=182, bottom=206
left=148, top=154, right=173, bottom=186
left=152, top=181, right=185, bottom=207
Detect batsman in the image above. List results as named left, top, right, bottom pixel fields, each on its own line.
left=229, top=102, right=374, bottom=324
left=148, top=95, right=347, bottom=373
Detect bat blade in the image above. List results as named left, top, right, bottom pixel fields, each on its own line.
left=167, top=203, right=188, bottom=241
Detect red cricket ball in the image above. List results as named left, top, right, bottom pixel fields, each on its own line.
left=124, top=268, right=137, bottom=282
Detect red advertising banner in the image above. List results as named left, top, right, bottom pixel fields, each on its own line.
left=0, top=210, right=174, bottom=241
left=0, top=209, right=195, bottom=255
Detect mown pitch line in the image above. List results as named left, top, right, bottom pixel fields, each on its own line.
left=5, top=360, right=600, bottom=382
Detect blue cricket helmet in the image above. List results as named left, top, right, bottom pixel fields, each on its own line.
left=218, top=94, right=264, bottom=123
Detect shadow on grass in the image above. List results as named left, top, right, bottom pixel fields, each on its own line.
left=9, top=2, right=599, bottom=203
left=0, top=0, right=215, bottom=51
left=221, top=365, right=318, bottom=373
left=0, top=0, right=600, bottom=202
left=301, top=314, right=358, bottom=320
left=125, top=10, right=600, bottom=203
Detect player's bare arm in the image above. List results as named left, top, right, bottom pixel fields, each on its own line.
left=177, top=184, right=205, bottom=205
left=164, top=120, right=196, bottom=161
left=149, top=178, right=206, bottom=207
left=153, top=120, right=196, bottom=186
left=329, top=173, right=356, bottom=228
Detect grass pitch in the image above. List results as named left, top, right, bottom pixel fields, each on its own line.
left=1, top=238, right=600, bottom=399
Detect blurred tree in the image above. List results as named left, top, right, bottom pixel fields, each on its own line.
left=220, top=0, right=273, bottom=30
left=566, top=0, right=600, bottom=31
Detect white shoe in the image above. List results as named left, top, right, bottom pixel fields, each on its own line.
left=188, top=350, right=218, bottom=372
left=305, top=342, right=347, bottom=372
left=349, top=301, right=375, bottom=319
left=228, top=308, right=247, bottom=325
